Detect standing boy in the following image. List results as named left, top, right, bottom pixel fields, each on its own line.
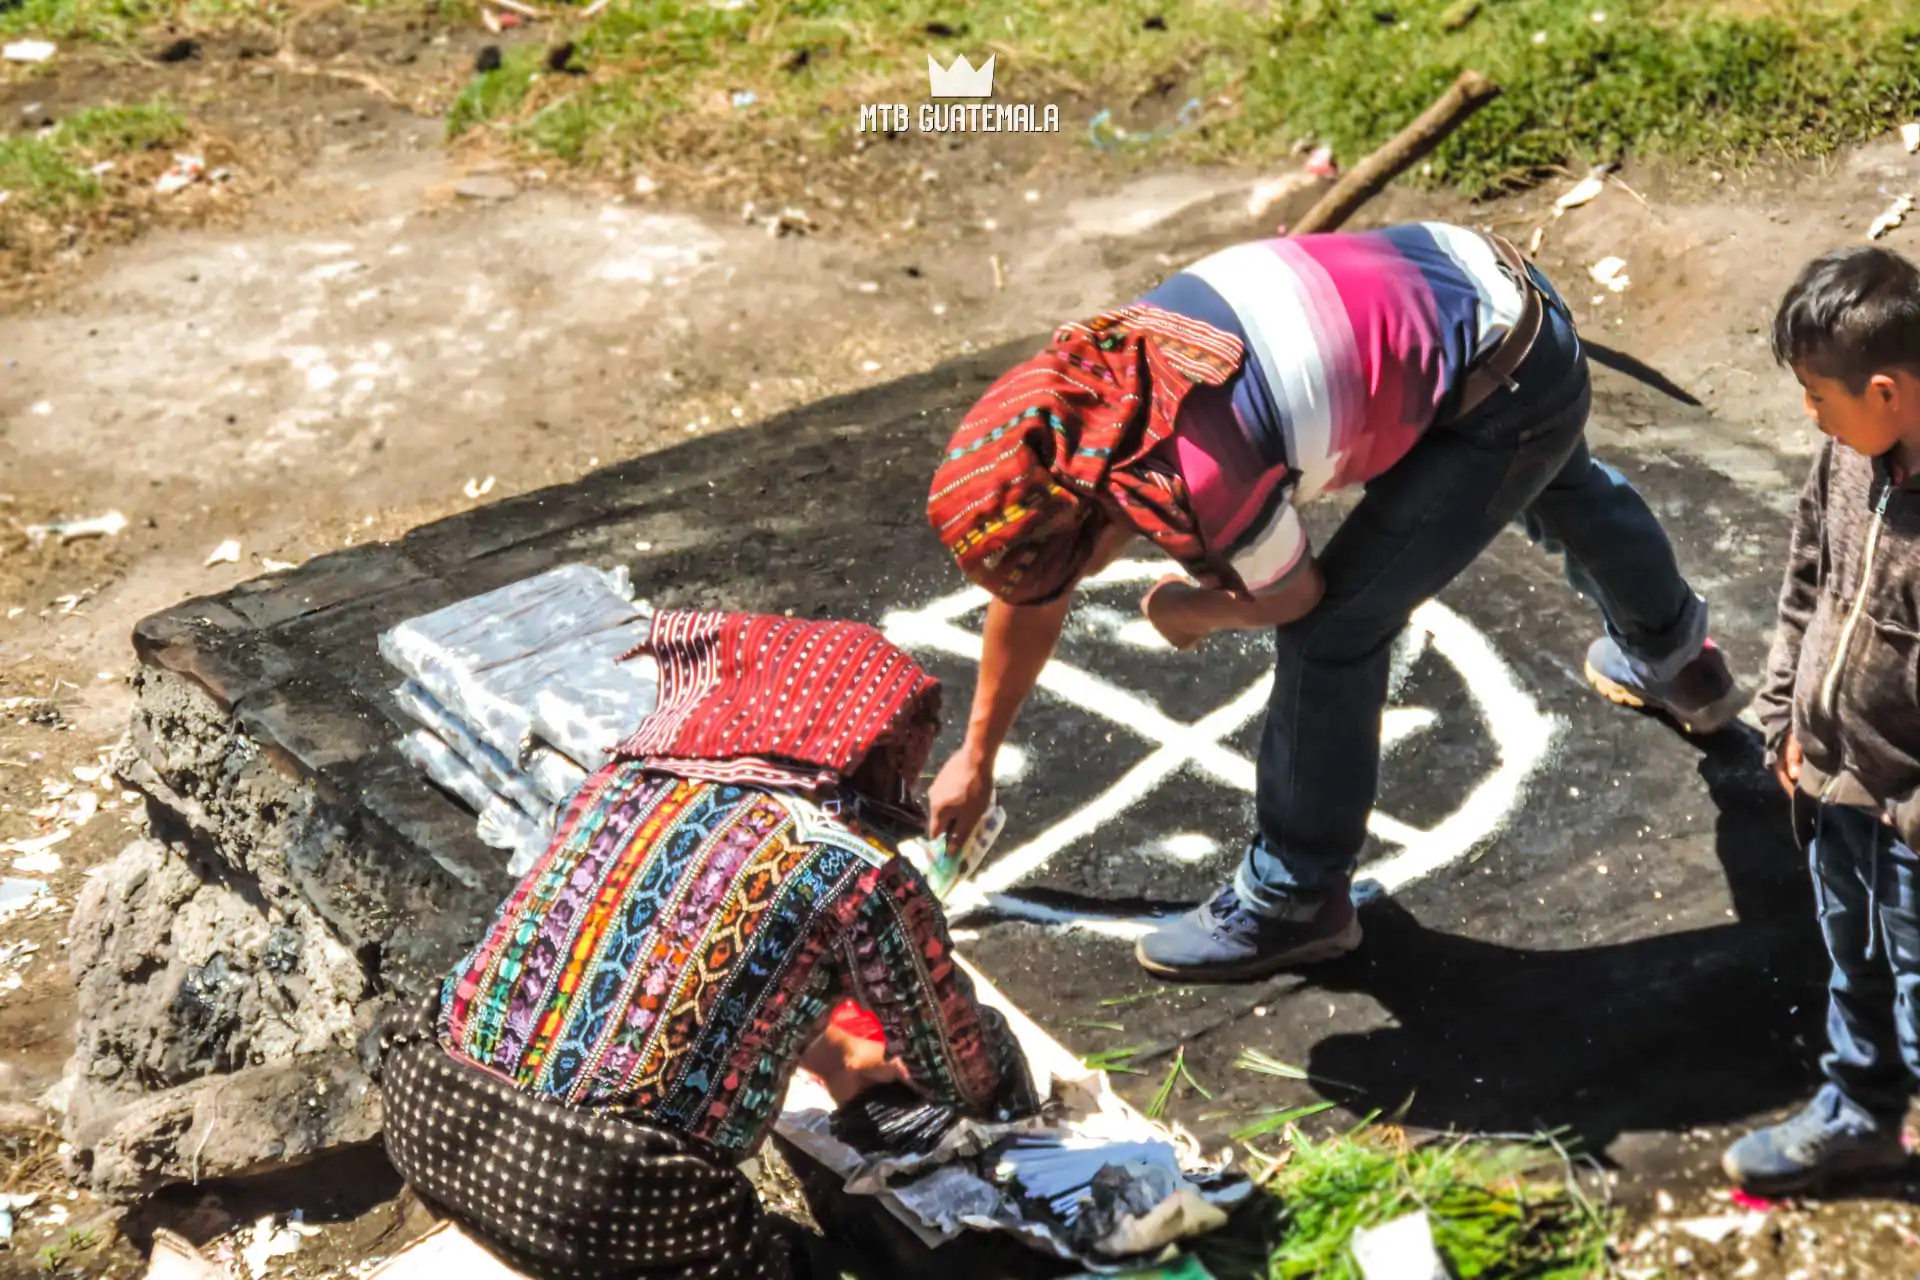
left=924, top=223, right=1746, bottom=982
left=1729, top=246, right=1920, bottom=1193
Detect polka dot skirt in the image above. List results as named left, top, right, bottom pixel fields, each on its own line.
left=375, top=997, right=795, bottom=1280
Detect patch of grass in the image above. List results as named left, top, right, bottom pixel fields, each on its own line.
left=426, top=0, right=1920, bottom=197
left=1197, top=1125, right=1615, bottom=1280
left=0, top=101, right=186, bottom=214
left=1231, top=1099, right=1337, bottom=1144
left=0, top=0, right=453, bottom=43
left=1226, top=0, right=1920, bottom=192
left=1082, top=1044, right=1149, bottom=1076
left=1145, top=1044, right=1211, bottom=1119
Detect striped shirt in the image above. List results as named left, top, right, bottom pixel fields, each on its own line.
left=1138, top=222, right=1529, bottom=595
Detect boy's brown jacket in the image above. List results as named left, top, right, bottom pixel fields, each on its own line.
left=1756, top=437, right=1920, bottom=845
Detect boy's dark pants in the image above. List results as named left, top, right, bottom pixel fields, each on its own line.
left=1811, top=801, right=1920, bottom=1128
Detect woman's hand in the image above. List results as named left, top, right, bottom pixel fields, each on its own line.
left=800, top=1022, right=911, bottom=1106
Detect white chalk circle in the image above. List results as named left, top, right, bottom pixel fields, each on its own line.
left=881, top=560, right=1562, bottom=933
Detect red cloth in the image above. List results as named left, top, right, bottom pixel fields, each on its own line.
left=925, top=304, right=1245, bottom=605
left=617, top=610, right=941, bottom=823
left=829, top=1001, right=886, bottom=1045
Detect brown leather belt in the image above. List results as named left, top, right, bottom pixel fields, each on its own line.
left=1445, top=231, right=1548, bottom=425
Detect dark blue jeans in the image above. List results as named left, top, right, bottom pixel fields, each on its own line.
left=1810, top=803, right=1920, bottom=1128
left=1237, top=273, right=1707, bottom=908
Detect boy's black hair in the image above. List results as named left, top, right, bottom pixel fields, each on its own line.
left=1773, top=245, right=1920, bottom=391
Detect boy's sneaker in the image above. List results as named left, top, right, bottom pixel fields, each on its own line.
left=1135, top=882, right=1361, bottom=982
left=1722, top=1093, right=1910, bottom=1196
left=1585, top=636, right=1750, bottom=735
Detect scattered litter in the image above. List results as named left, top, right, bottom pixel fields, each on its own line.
left=1305, top=145, right=1338, bottom=178
left=1869, top=193, right=1915, bottom=240
left=0, top=878, right=49, bottom=920
left=1351, top=1210, right=1446, bottom=1280
left=479, top=8, right=503, bottom=32
left=155, top=154, right=205, bottom=195
left=1526, top=225, right=1546, bottom=255
left=0, top=1191, right=39, bottom=1244
left=1677, top=1212, right=1769, bottom=1245
left=456, top=174, right=519, bottom=202
left=240, top=1215, right=303, bottom=1279
left=632, top=173, right=658, bottom=196
left=860, top=360, right=882, bottom=373
left=0, top=940, right=40, bottom=995
left=29, top=400, right=51, bottom=415
left=73, top=763, right=105, bottom=784
left=756, top=206, right=813, bottom=237
left=1903, top=122, right=1920, bottom=154
left=856, top=280, right=880, bottom=294
left=23, top=510, right=127, bottom=548
left=14, top=847, right=61, bottom=876
left=730, top=89, right=758, bottom=109
left=1246, top=171, right=1319, bottom=221
left=580, top=0, right=611, bottom=16
left=1727, top=1188, right=1776, bottom=1212
left=464, top=475, right=498, bottom=499
left=6, top=829, right=72, bottom=861
left=1530, top=29, right=1547, bottom=44
left=155, top=35, right=200, bottom=63
left=1439, top=0, right=1480, bottom=30
left=1554, top=173, right=1607, bottom=213
left=634, top=540, right=654, bottom=552
left=3, top=40, right=55, bottom=63
left=1088, top=98, right=1202, bottom=151
left=497, top=11, right=524, bottom=28
left=204, top=539, right=241, bottom=566
left=260, top=557, right=297, bottom=572
left=1588, top=255, right=1630, bottom=292
left=90, top=160, right=116, bottom=176
left=38, top=1202, right=68, bottom=1227
left=1654, top=1189, right=1677, bottom=1214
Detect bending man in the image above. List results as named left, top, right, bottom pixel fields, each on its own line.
left=925, top=222, right=1746, bottom=983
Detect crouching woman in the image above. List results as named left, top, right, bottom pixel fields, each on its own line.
left=369, top=610, right=1037, bottom=1279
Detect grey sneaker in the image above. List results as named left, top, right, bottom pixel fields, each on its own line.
left=1585, top=635, right=1750, bottom=735
left=1135, top=883, right=1361, bottom=982
left=1722, top=1092, right=1909, bottom=1196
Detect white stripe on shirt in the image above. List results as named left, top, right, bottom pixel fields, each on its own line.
left=1229, top=502, right=1309, bottom=596
left=1183, top=244, right=1352, bottom=504
left=1421, top=221, right=1527, bottom=361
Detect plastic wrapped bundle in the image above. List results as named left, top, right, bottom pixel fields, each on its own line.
left=379, top=565, right=654, bottom=763
left=393, top=682, right=553, bottom=820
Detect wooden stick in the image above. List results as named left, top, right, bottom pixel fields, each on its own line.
left=1287, top=70, right=1500, bottom=237
left=490, top=0, right=547, bottom=17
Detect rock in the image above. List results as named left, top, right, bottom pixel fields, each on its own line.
left=455, top=175, right=518, bottom=202
left=66, top=1052, right=379, bottom=1198
left=56, top=666, right=483, bottom=1200
left=63, top=837, right=367, bottom=1097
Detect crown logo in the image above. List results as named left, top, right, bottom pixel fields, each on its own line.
left=927, top=53, right=994, bottom=98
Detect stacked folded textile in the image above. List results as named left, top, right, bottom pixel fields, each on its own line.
left=377, top=564, right=660, bottom=874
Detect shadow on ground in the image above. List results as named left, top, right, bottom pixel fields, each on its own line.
left=1298, top=724, right=1831, bottom=1157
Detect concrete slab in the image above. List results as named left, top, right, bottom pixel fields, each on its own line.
left=74, top=337, right=1824, bottom=1203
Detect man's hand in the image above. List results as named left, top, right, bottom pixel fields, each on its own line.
left=928, top=747, right=995, bottom=844
left=1142, top=577, right=1209, bottom=651
left=1774, top=733, right=1803, bottom=798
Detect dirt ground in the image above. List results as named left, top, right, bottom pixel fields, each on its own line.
left=6, top=15, right=1920, bottom=1278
